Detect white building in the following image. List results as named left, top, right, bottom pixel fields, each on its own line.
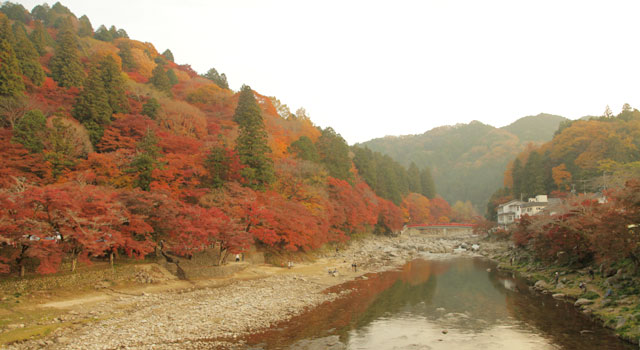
left=497, top=195, right=553, bottom=226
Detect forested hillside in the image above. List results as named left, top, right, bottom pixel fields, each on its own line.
left=0, top=2, right=479, bottom=276
left=359, top=114, right=566, bottom=210
left=501, top=106, right=640, bottom=202
left=501, top=113, right=567, bottom=143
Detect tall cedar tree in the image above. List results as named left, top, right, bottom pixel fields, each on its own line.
left=77, top=15, right=93, bottom=37
left=130, top=129, right=161, bottom=191
left=98, top=55, right=129, bottom=113
left=420, top=167, right=436, bottom=199
left=50, top=19, right=84, bottom=88
left=234, top=85, right=274, bottom=190
left=162, top=49, right=174, bottom=62
left=12, top=109, right=46, bottom=153
left=317, top=127, right=352, bottom=182
left=203, top=67, right=229, bottom=89
left=12, top=22, right=45, bottom=86
left=72, top=64, right=111, bottom=145
left=407, top=162, right=422, bottom=194
left=118, top=41, right=136, bottom=71
left=150, top=64, right=171, bottom=94
left=29, top=20, right=49, bottom=56
left=0, top=14, right=24, bottom=97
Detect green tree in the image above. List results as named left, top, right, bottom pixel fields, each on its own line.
left=150, top=64, right=171, bottom=94
left=141, top=97, right=160, bottom=119
left=94, top=25, right=112, bottom=41
left=12, top=22, right=44, bottom=86
left=77, top=15, right=93, bottom=37
left=72, top=65, right=111, bottom=144
left=50, top=19, right=84, bottom=87
left=130, top=129, right=160, bottom=191
left=162, top=49, right=174, bottom=62
left=167, top=68, right=178, bottom=86
left=31, top=4, right=52, bottom=25
left=29, top=20, right=49, bottom=55
left=316, top=127, right=352, bottom=181
left=204, top=146, right=231, bottom=189
left=0, top=14, right=24, bottom=97
left=202, top=67, right=229, bottom=89
left=98, top=55, right=129, bottom=113
left=407, top=162, right=422, bottom=194
left=1, top=2, right=30, bottom=23
left=288, top=136, right=319, bottom=162
left=420, top=167, right=436, bottom=199
left=118, top=41, right=136, bottom=71
left=234, top=84, right=274, bottom=190
left=12, top=109, right=46, bottom=153
left=511, top=158, right=524, bottom=199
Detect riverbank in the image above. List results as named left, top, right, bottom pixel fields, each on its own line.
left=2, top=231, right=486, bottom=350
left=485, top=245, right=640, bottom=344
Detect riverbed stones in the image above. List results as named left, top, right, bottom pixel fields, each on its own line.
left=552, top=293, right=565, bottom=300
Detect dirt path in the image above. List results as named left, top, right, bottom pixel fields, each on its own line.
left=2, top=232, right=486, bottom=350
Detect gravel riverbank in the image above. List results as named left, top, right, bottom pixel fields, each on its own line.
left=4, top=232, right=490, bottom=350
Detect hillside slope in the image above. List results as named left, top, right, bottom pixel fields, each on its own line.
left=359, top=114, right=566, bottom=209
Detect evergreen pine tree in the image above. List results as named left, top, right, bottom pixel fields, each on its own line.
left=234, top=84, right=274, bottom=190
left=0, top=14, right=24, bottom=97
left=288, top=136, right=319, bottom=162
left=130, top=129, right=160, bottom=191
left=98, top=55, right=129, bottom=113
left=316, top=127, right=352, bottom=181
left=118, top=41, right=136, bottom=71
left=141, top=97, right=160, bottom=119
left=150, top=64, right=171, bottom=94
left=31, top=4, right=52, bottom=26
left=162, top=49, right=174, bottom=62
left=167, top=69, right=178, bottom=86
left=407, top=162, right=422, bottom=194
left=12, top=22, right=44, bottom=86
left=50, top=19, right=84, bottom=87
left=420, top=167, right=436, bottom=199
left=511, top=158, right=523, bottom=199
left=12, top=109, right=46, bottom=153
left=94, top=24, right=112, bottom=41
left=202, top=67, right=229, bottom=89
left=72, top=65, right=111, bottom=144
left=29, top=20, right=49, bottom=56
left=77, top=15, right=93, bottom=37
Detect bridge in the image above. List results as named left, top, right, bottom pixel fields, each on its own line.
left=403, top=223, right=474, bottom=235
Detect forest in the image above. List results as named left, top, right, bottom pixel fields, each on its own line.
left=359, top=114, right=567, bottom=211
left=0, top=2, right=480, bottom=276
left=484, top=107, right=640, bottom=270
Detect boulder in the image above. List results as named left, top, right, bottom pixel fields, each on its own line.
left=552, top=293, right=565, bottom=300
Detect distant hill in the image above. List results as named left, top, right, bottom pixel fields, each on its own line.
left=359, top=114, right=567, bottom=210
left=501, top=113, right=568, bottom=143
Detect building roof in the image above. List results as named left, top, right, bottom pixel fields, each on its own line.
left=521, top=201, right=547, bottom=208
left=497, top=199, right=523, bottom=208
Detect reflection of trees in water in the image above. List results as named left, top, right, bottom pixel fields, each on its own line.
left=499, top=272, right=635, bottom=350
left=245, top=258, right=635, bottom=350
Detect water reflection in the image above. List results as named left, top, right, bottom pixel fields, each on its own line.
left=245, top=258, right=634, bottom=350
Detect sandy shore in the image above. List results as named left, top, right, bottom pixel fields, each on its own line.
left=4, top=232, right=493, bottom=350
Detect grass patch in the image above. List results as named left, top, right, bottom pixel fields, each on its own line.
left=582, top=291, right=600, bottom=300
left=0, top=323, right=60, bottom=345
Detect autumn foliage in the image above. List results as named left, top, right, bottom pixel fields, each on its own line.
left=0, top=3, right=458, bottom=276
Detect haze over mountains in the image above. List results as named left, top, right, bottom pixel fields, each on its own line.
left=358, top=113, right=568, bottom=210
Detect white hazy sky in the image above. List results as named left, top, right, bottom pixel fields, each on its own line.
left=15, top=0, right=640, bottom=144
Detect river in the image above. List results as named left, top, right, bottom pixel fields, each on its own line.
left=244, top=257, right=635, bottom=350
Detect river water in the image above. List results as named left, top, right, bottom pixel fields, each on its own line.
left=244, top=257, right=635, bottom=350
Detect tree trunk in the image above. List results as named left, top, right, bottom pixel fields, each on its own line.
left=109, top=252, right=114, bottom=269
left=71, top=257, right=77, bottom=272
left=19, top=265, right=25, bottom=278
